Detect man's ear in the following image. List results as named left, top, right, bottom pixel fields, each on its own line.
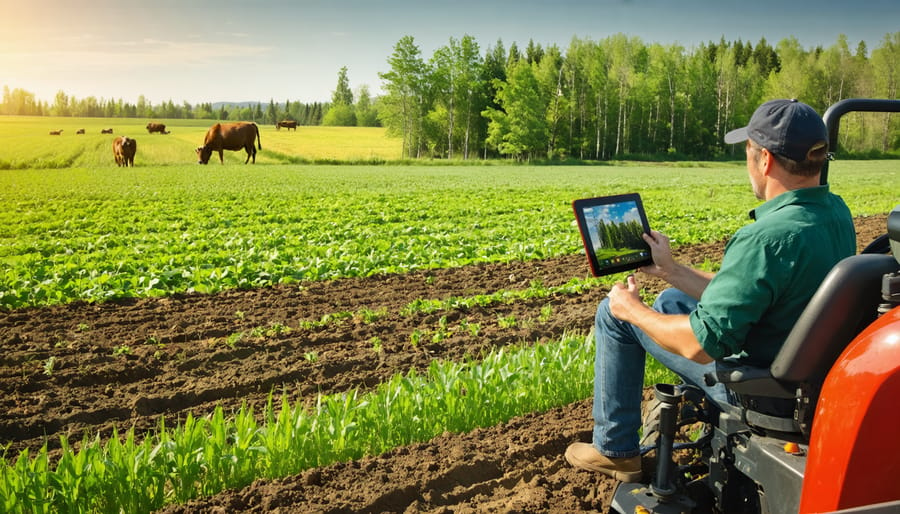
left=759, top=147, right=774, bottom=176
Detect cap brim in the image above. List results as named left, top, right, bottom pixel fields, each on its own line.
left=724, top=126, right=749, bottom=144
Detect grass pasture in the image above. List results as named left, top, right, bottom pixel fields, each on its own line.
left=0, top=116, right=402, bottom=168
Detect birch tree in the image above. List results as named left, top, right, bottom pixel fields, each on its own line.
left=379, top=36, right=430, bottom=158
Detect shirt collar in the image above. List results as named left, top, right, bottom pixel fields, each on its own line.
left=749, top=185, right=830, bottom=221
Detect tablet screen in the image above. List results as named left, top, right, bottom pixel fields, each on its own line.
left=572, top=193, right=653, bottom=277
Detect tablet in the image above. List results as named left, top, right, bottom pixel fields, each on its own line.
left=572, top=193, right=653, bottom=277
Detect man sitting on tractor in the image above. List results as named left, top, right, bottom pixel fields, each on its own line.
left=565, top=99, right=857, bottom=482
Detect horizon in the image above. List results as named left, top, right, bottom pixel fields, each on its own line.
left=2, top=0, right=898, bottom=106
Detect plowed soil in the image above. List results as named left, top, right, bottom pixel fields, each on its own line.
left=1, top=215, right=888, bottom=513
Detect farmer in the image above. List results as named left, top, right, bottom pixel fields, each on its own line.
left=565, top=99, right=856, bottom=482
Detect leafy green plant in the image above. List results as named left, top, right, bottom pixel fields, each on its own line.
left=497, top=315, right=518, bottom=328
left=250, top=323, right=291, bottom=339
left=112, top=345, right=132, bottom=357
left=357, top=308, right=387, bottom=324
left=431, top=316, right=451, bottom=343
left=225, top=332, right=245, bottom=348
left=42, top=357, right=56, bottom=376
left=539, top=304, right=554, bottom=322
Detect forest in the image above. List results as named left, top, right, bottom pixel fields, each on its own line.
left=2, top=31, right=898, bottom=161
left=595, top=219, right=646, bottom=252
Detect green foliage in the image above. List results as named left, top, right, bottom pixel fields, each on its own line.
left=322, top=104, right=357, bottom=127
left=1, top=162, right=897, bottom=310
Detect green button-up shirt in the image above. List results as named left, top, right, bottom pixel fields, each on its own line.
left=689, top=185, right=856, bottom=367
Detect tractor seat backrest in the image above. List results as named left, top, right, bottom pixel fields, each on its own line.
left=770, top=253, right=898, bottom=386
left=711, top=253, right=899, bottom=434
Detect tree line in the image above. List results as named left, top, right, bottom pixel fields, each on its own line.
left=378, top=32, right=899, bottom=160
left=0, top=88, right=339, bottom=127
left=2, top=31, right=897, bottom=160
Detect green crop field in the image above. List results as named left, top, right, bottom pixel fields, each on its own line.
left=0, top=116, right=898, bottom=513
left=1, top=116, right=898, bottom=309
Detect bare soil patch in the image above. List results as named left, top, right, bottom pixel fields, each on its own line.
left=1, top=215, right=887, bottom=513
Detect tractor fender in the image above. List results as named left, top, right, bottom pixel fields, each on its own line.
left=800, top=305, right=900, bottom=513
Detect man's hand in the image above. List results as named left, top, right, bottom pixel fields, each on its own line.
left=638, top=230, right=714, bottom=300
left=608, top=274, right=650, bottom=324
left=607, top=274, right=713, bottom=364
left=638, top=230, right=676, bottom=280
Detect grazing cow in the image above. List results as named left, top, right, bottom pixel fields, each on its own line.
left=101, top=128, right=114, bottom=134
left=196, top=122, right=261, bottom=164
left=276, top=120, right=298, bottom=131
left=146, top=122, right=168, bottom=134
left=49, top=129, right=63, bottom=135
left=76, top=128, right=85, bottom=134
left=112, top=136, right=137, bottom=167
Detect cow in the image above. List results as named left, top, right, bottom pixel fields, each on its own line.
left=196, top=122, right=261, bottom=164
left=112, top=136, right=137, bottom=167
left=146, top=122, right=168, bottom=134
left=49, top=129, right=63, bottom=135
left=276, top=120, right=298, bottom=131
left=101, top=128, right=114, bottom=134
left=76, top=128, right=85, bottom=135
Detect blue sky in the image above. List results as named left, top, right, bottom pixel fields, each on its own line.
left=590, top=202, right=640, bottom=226
left=2, top=0, right=897, bottom=105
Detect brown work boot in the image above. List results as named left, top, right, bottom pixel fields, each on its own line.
left=565, top=442, right=642, bottom=483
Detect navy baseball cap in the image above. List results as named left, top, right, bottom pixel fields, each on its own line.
left=724, top=99, right=827, bottom=162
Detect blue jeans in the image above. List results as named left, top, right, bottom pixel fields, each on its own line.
left=592, top=288, right=729, bottom=458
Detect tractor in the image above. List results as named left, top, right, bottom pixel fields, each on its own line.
left=610, top=98, right=900, bottom=514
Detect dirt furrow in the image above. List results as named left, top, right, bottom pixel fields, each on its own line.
left=0, top=214, right=889, bottom=512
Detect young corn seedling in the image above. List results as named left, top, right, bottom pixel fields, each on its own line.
left=42, top=357, right=56, bottom=376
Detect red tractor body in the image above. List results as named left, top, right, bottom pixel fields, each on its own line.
left=801, top=305, right=900, bottom=512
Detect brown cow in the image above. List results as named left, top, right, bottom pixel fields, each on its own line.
left=76, top=128, right=85, bottom=134
left=196, top=122, right=261, bottom=164
left=146, top=122, right=168, bottom=134
left=101, top=128, right=114, bottom=134
left=112, top=136, right=137, bottom=167
left=49, top=129, right=63, bottom=135
left=276, top=120, right=297, bottom=131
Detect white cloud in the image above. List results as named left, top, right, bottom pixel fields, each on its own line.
left=622, top=206, right=640, bottom=223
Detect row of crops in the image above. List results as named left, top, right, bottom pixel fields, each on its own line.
left=2, top=334, right=598, bottom=512
left=2, top=162, right=897, bottom=310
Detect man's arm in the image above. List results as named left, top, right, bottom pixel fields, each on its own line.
left=608, top=275, right=713, bottom=364
left=639, top=231, right=714, bottom=300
